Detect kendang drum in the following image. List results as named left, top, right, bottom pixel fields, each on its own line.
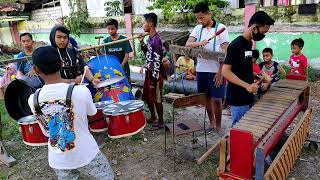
left=86, top=55, right=134, bottom=102
left=89, top=100, right=114, bottom=132
left=18, top=115, right=48, bottom=146
left=103, top=100, right=146, bottom=138
left=5, top=76, right=44, bottom=121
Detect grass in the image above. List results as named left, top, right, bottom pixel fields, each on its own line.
left=0, top=100, right=20, bottom=142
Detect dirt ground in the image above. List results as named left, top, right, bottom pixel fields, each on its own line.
left=0, top=83, right=319, bottom=180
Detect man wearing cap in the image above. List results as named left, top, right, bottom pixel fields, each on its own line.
left=28, top=46, right=114, bottom=179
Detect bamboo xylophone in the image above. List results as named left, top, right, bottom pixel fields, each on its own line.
left=218, top=79, right=312, bottom=180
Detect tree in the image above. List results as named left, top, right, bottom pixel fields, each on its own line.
left=147, top=0, right=229, bottom=25
left=65, top=0, right=90, bottom=37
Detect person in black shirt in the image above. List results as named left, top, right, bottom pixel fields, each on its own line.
left=49, top=25, right=100, bottom=85
left=222, top=11, right=275, bottom=126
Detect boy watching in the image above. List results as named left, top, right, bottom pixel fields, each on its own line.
left=252, top=49, right=261, bottom=78
left=28, top=46, right=114, bottom=180
left=259, top=48, right=286, bottom=91
left=139, top=13, right=165, bottom=129
left=289, top=38, right=308, bottom=77
left=16, top=33, right=34, bottom=78
left=174, top=54, right=196, bottom=80
left=101, top=18, right=133, bottom=83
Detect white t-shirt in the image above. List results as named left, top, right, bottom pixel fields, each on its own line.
left=28, top=83, right=99, bottom=169
left=190, top=23, right=229, bottom=73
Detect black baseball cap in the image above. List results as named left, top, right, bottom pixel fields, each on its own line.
left=32, top=46, right=62, bottom=75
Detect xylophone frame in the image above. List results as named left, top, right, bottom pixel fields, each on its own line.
left=218, top=78, right=311, bottom=180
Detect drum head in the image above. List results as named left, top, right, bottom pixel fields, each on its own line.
left=96, top=76, right=125, bottom=88
left=5, top=76, right=44, bottom=121
left=18, top=115, right=37, bottom=124
left=103, top=100, right=144, bottom=116
left=95, top=100, right=114, bottom=109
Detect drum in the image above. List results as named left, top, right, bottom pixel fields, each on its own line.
left=89, top=100, right=114, bottom=132
left=86, top=55, right=134, bottom=102
left=103, top=100, right=146, bottom=138
left=18, top=115, right=48, bottom=146
left=5, top=76, right=44, bottom=121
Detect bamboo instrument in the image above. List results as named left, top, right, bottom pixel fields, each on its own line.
left=78, top=33, right=148, bottom=52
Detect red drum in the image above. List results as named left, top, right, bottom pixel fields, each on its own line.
left=89, top=101, right=114, bottom=132
left=103, top=100, right=146, bottom=138
left=18, top=115, right=48, bottom=146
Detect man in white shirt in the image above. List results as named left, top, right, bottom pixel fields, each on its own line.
left=28, top=46, right=114, bottom=180
left=186, top=2, right=229, bottom=135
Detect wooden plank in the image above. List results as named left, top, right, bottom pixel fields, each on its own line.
left=260, top=97, right=294, bottom=103
left=244, top=111, right=279, bottom=119
left=242, top=114, right=276, bottom=122
left=0, top=56, right=32, bottom=64
left=250, top=107, right=284, bottom=114
left=235, top=122, right=268, bottom=132
left=253, top=104, right=286, bottom=111
left=219, top=139, right=227, bottom=172
left=254, top=101, right=289, bottom=108
left=264, top=109, right=312, bottom=179
left=169, top=45, right=225, bottom=61
left=239, top=118, right=273, bottom=128
left=172, top=93, right=207, bottom=109
left=277, top=159, right=286, bottom=180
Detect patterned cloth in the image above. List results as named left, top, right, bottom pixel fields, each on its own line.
left=53, top=151, right=114, bottom=180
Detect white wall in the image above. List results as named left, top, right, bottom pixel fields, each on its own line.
left=228, top=0, right=239, bottom=9
left=31, top=6, right=63, bottom=22
left=132, top=0, right=161, bottom=15
left=0, top=22, right=14, bottom=46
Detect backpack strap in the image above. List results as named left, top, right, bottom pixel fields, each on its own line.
left=66, top=83, right=77, bottom=108
left=198, top=21, right=220, bottom=52
left=33, top=88, right=42, bottom=114
left=213, top=22, right=220, bottom=52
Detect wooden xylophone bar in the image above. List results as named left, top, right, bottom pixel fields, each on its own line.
left=262, top=109, right=313, bottom=180
left=219, top=79, right=310, bottom=180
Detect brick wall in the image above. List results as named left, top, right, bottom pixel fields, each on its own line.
left=31, top=6, right=63, bottom=21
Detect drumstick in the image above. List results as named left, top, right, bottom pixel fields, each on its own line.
left=208, top=27, right=226, bottom=41
left=80, top=66, right=89, bottom=84
left=78, top=33, right=148, bottom=52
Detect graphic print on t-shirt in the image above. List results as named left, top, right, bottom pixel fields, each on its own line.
left=290, top=58, right=300, bottom=74
left=38, top=100, right=75, bottom=152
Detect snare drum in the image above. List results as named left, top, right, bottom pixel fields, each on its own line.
left=18, top=115, right=48, bottom=146
left=89, top=100, right=114, bottom=132
left=103, top=100, right=146, bottom=138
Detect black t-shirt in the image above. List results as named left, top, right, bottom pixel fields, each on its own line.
left=224, top=36, right=254, bottom=106
left=59, top=48, right=86, bottom=79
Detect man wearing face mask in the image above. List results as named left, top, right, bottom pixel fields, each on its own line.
left=222, top=11, right=275, bottom=127
left=49, top=25, right=100, bottom=85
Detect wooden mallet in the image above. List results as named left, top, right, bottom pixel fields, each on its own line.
left=80, top=66, right=89, bottom=84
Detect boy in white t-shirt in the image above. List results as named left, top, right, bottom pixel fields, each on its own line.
left=28, top=46, right=114, bottom=180
left=186, top=2, right=229, bottom=135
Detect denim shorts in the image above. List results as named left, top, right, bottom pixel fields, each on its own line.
left=196, top=72, right=225, bottom=98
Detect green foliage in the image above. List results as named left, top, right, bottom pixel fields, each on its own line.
left=148, top=0, right=229, bottom=24
left=129, top=133, right=144, bottom=141
left=65, top=0, right=90, bottom=37
left=280, top=65, right=317, bottom=82
left=104, top=0, right=124, bottom=16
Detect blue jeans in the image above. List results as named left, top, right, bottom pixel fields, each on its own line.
left=231, top=105, right=250, bottom=126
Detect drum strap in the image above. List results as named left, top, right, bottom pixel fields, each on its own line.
left=33, top=88, right=42, bottom=114
left=33, top=83, right=77, bottom=115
